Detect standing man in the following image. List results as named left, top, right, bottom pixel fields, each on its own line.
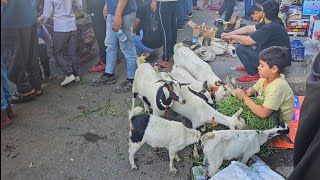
left=151, top=0, right=178, bottom=68
left=87, top=0, right=107, bottom=73
left=1, top=0, right=42, bottom=103
left=39, top=0, right=83, bottom=86
left=222, top=1, right=291, bottom=82
left=92, top=0, right=137, bottom=93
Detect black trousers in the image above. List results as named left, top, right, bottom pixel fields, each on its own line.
left=52, top=31, right=79, bottom=76
left=193, top=0, right=198, bottom=6
left=236, top=44, right=261, bottom=76
left=90, top=11, right=107, bottom=63
left=39, top=44, right=51, bottom=77
left=1, top=23, right=42, bottom=94
left=218, top=0, right=236, bottom=21
left=156, top=1, right=178, bottom=61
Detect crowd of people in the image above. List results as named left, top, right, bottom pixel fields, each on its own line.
left=1, top=0, right=319, bottom=178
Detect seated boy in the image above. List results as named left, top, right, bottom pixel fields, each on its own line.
left=235, top=46, right=294, bottom=123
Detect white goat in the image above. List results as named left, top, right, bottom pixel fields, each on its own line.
left=128, top=107, right=201, bottom=176
left=160, top=70, right=245, bottom=159
left=202, top=123, right=290, bottom=177
left=132, top=56, right=187, bottom=117
left=173, top=43, right=235, bottom=102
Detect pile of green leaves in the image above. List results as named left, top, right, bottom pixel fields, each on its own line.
left=216, top=96, right=276, bottom=130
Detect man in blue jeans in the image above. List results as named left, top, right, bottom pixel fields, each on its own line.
left=92, top=0, right=137, bottom=93
left=1, top=62, right=15, bottom=127
left=244, top=0, right=256, bottom=20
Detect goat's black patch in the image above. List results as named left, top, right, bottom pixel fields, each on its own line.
left=156, top=87, right=172, bottom=110
left=232, top=49, right=236, bottom=55
left=256, top=130, right=260, bottom=134
left=188, top=87, right=216, bottom=107
left=130, top=114, right=150, bottom=143
left=142, top=96, right=151, bottom=107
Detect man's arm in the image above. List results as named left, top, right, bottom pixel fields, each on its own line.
left=113, top=0, right=128, bottom=32
left=151, top=0, right=157, bottom=12
left=38, top=0, right=53, bottom=25
left=221, top=25, right=257, bottom=38
left=235, top=88, right=273, bottom=119
left=225, top=34, right=256, bottom=46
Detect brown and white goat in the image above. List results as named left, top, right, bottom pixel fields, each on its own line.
left=202, top=123, right=291, bottom=177
left=132, top=56, right=188, bottom=117
left=128, top=107, right=201, bottom=176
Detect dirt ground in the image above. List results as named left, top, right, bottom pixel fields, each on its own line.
left=1, top=0, right=310, bottom=179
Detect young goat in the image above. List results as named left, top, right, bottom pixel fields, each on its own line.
left=160, top=70, right=245, bottom=159
left=173, top=43, right=235, bottom=102
left=132, top=56, right=188, bottom=117
left=128, top=107, right=201, bottom=176
left=202, top=123, right=290, bottom=177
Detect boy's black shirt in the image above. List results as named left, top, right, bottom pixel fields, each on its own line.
left=250, top=19, right=292, bottom=66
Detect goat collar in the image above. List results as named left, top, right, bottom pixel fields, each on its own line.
left=156, top=86, right=173, bottom=111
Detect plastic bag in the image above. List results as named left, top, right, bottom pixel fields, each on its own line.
left=143, top=13, right=162, bottom=49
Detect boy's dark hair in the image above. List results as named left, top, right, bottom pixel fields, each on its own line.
left=249, top=5, right=263, bottom=16
left=262, top=0, right=280, bottom=20
left=258, top=46, right=289, bottom=73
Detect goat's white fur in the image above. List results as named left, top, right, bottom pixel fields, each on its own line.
left=132, top=56, right=185, bottom=116
left=202, top=124, right=289, bottom=177
left=160, top=69, right=245, bottom=159
left=128, top=107, right=201, bottom=176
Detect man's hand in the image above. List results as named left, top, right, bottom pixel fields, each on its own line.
left=222, top=34, right=232, bottom=41
left=235, top=88, right=248, bottom=100
left=151, top=0, right=157, bottom=12
left=1, top=0, right=7, bottom=6
left=221, top=32, right=230, bottom=39
left=113, top=15, right=122, bottom=32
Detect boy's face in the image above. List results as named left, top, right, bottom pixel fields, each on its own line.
left=258, top=60, right=278, bottom=78
left=251, top=11, right=263, bottom=22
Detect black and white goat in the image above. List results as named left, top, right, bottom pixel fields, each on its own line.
left=173, top=43, right=235, bottom=102
left=132, top=56, right=188, bottom=116
left=160, top=69, right=245, bottom=159
left=201, top=123, right=291, bottom=177
left=128, top=107, right=201, bottom=175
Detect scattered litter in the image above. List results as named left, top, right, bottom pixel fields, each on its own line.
left=192, top=165, right=207, bottom=180
left=29, top=163, right=33, bottom=168
left=80, top=97, right=84, bottom=99
left=71, top=158, right=74, bottom=161
left=89, top=94, right=93, bottom=96
left=230, top=67, right=236, bottom=70
left=94, top=115, right=97, bottom=117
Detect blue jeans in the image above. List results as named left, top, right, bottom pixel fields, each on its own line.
left=177, top=0, right=186, bottom=27
left=134, top=30, right=157, bottom=55
left=1, top=63, right=13, bottom=110
left=244, top=0, right=256, bottom=18
left=186, top=0, right=192, bottom=16
left=105, top=13, right=137, bottom=80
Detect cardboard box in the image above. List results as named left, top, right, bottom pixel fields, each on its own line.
left=188, top=20, right=217, bottom=38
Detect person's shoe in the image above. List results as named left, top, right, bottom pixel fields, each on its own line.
left=115, top=80, right=133, bottom=93
left=177, top=25, right=185, bottom=31
left=61, top=74, right=76, bottom=86
left=1, top=110, right=12, bottom=128
left=88, top=64, right=106, bottom=73
left=186, top=13, right=193, bottom=18
left=236, top=74, right=259, bottom=82
left=75, top=76, right=81, bottom=82
left=236, top=66, right=246, bottom=72
left=91, top=74, right=116, bottom=86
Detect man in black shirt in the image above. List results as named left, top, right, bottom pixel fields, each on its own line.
left=222, top=1, right=291, bottom=82
left=134, top=0, right=161, bottom=58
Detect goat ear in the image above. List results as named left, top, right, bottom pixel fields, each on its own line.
left=279, top=135, right=294, bottom=144
left=163, top=86, right=170, bottom=99
left=233, top=108, right=243, bottom=117
left=203, top=81, right=208, bottom=90
left=155, top=79, right=166, bottom=83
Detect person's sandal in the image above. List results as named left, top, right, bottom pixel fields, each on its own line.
left=11, top=92, right=35, bottom=104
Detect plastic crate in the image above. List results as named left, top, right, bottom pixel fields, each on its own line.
left=290, top=40, right=305, bottom=61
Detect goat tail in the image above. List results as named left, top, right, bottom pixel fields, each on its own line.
left=201, top=132, right=215, bottom=145
left=128, top=107, right=144, bottom=131
left=137, top=55, right=146, bottom=65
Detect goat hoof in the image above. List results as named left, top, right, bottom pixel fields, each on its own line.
left=170, top=168, right=177, bottom=176
left=131, top=165, right=138, bottom=170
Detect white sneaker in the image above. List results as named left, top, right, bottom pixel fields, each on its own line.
left=75, top=76, right=81, bottom=82
left=61, top=74, right=76, bottom=86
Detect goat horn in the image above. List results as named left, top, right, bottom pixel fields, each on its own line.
left=180, top=83, right=191, bottom=86
left=233, top=108, right=243, bottom=117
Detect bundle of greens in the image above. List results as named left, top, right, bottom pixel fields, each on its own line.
left=216, top=96, right=276, bottom=130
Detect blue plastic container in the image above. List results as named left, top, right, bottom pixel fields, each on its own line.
left=290, top=40, right=305, bottom=61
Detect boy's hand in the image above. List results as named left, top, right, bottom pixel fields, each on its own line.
left=113, top=15, right=122, bottom=32
left=151, top=0, right=157, bottom=12
left=235, top=88, right=248, bottom=100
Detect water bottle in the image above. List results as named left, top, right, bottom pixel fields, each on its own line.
left=117, top=29, right=127, bottom=42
